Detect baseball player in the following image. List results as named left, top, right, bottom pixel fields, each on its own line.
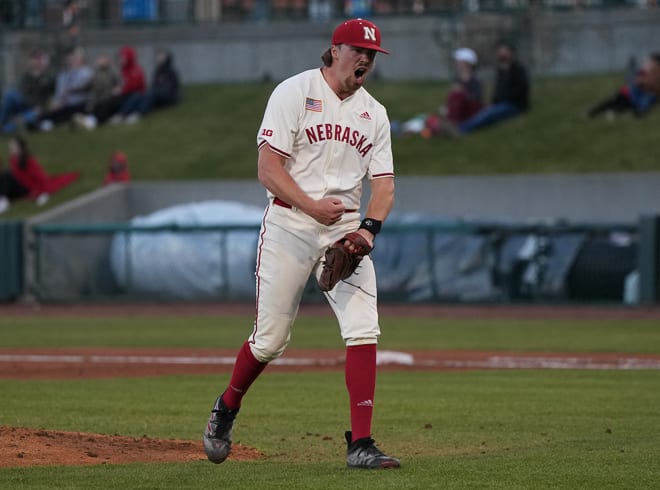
left=203, top=18, right=399, bottom=469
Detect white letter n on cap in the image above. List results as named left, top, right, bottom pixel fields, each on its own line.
left=363, top=26, right=376, bottom=41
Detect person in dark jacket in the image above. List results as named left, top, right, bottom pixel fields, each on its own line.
left=0, top=160, right=27, bottom=214
left=0, top=49, right=55, bottom=134
left=457, top=41, right=530, bottom=135
left=112, top=48, right=181, bottom=125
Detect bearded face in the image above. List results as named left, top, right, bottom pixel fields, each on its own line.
left=332, top=44, right=376, bottom=97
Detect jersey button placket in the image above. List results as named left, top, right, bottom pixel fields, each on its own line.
left=327, top=103, right=343, bottom=191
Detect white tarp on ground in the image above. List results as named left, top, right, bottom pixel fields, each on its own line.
left=109, top=201, right=622, bottom=302
left=109, top=201, right=263, bottom=300
left=108, top=202, right=502, bottom=302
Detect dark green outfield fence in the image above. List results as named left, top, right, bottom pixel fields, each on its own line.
left=639, top=216, right=660, bottom=304
left=0, top=221, right=23, bottom=302
left=5, top=217, right=656, bottom=305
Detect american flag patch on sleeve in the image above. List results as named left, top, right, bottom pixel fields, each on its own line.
left=305, top=97, right=322, bottom=112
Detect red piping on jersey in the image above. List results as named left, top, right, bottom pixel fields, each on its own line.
left=258, top=141, right=291, bottom=158
left=250, top=205, right=271, bottom=345
left=372, top=172, right=395, bottom=178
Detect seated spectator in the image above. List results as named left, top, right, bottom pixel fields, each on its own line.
left=0, top=161, right=28, bottom=215
left=104, top=150, right=131, bottom=185
left=588, top=54, right=660, bottom=120
left=396, top=47, right=483, bottom=138
left=111, top=48, right=181, bottom=125
left=455, top=41, right=530, bottom=136
left=82, top=54, right=122, bottom=116
left=37, top=46, right=93, bottom=131
left=424, top=47, right=484, bottom=137
left=646, top=53, right=660, bottom=96
left=73, top=45, right=146, bottom=130
left=0, top=135, right=80, bottom=214
left=0, top=49, right=55, bottom=134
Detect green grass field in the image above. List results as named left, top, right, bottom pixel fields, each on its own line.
left=1, top=313, right=659, bottom=489
left=4, top=72, right=660, bottom=219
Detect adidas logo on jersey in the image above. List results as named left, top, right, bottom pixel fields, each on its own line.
left=359, top=112, right=371, bottom=120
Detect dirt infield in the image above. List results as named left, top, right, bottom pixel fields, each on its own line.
left=0, top=426, right=261, bottom=468
left=2, top=301, right=660, bottom=469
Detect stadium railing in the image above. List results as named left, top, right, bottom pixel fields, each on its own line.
left=0, top=0, right=651, bottom=30
left=26, top=219, right=656, bottom=305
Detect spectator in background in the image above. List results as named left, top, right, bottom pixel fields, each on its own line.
left=74, top=45, right=146, bottom=129
left=0, top=158, right=28, bottom=215
left=51, top=0, right=83, bottom=72
left=454, top=41, right=530, bottom=135
left=646, top=53, right=660, bottom=95
left=0, top=135, right=80, bottom=214
left=81, top=54, right=122, bottom=116
left=37, top=46, right=93, bottom=131
left=104, top=150, right=131, bottom=185
left=394, top=47, right=484, bottom=138
left=424, top=47, right=484, bottom=137
left=62, top=0, right=81, bottom=39
left=588, top=54, right=660, bottom=120
left=0, top=49, right=55, bottom=134
left=110, top=48, right=181, bottom=125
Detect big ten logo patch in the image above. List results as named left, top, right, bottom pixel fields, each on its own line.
left=261, top=129, right=274, bottom=137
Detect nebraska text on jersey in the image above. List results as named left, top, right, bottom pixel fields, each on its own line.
left=305, top=123, right=373, bottom=158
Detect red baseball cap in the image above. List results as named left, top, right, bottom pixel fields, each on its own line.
left=332, top=18, right=389, bottom=54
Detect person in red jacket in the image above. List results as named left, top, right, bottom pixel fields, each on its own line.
left=103, top=150, right=131, bottom=185
left=73, top=45, right=146, bottom=129
left=0, top=135, right=79, bottom=214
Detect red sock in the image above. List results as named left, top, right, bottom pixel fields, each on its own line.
left=345, top=344, right=377, bottom=442
left=221, top=341, right=267, bottom=410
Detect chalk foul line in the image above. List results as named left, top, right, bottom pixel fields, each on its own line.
left=1, top=351, right=660, bottom=370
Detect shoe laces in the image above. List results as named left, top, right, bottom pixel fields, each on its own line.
left=208, top=401, right=238, bottom=437
left=351, top=437, right=385, bottom=457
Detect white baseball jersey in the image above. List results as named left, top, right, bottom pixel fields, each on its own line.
left=256, top=68, right=394, bottom=209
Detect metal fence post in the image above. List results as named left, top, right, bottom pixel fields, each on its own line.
left=638, top=215, right=660, bottom=305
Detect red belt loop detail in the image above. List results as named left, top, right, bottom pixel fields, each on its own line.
left=273, top=197, right=292, bottom=208
left=273, top=197, right=358, bottom=213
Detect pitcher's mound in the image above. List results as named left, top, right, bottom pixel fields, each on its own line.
left=0, top=426, right=261, bottom=467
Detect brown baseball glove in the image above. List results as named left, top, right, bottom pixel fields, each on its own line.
left=318, top=231, right=373, bottom=292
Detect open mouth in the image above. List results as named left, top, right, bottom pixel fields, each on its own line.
left=354, top=67, right=367, bottom=79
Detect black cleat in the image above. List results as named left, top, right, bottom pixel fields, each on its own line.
left=345, top=431, right=401, bottom=469
left=203, top=395, right=239, bottom=464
